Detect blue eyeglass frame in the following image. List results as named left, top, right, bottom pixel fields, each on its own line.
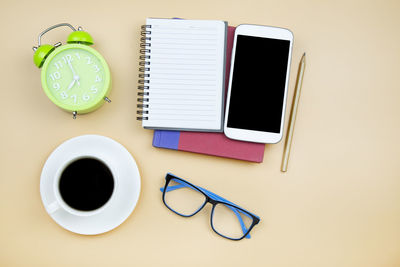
left=160, top=173, right=261, bottom=241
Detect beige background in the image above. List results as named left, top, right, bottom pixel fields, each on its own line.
left=1, top=0, right=399, bottom=266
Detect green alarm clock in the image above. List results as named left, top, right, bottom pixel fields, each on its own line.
left=33, top=23, right=111, bottom=119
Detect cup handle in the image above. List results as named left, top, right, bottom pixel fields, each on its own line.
left=46, top=201, right=60, bottom=214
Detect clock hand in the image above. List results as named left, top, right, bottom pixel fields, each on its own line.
left=66, top=79, right=76, bottom=91
left=67, top=60, right=80, bottom=86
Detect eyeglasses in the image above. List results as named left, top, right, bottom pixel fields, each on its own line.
left=160, top=173, right=260, bottom=241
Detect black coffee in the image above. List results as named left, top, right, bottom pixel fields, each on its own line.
left=59, top=158, right=114, bottom=211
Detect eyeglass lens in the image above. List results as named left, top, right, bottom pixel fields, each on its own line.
left=212, top=203, right=253, bottom=239
left=164, top=178, right=206, bottom=216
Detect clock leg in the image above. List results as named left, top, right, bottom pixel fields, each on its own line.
left=72, top=111, right=77, bottom=119
left=104, top=97, right=111, bottom=103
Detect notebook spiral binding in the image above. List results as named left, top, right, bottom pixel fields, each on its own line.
left=137, top=25, right=151, bottom=121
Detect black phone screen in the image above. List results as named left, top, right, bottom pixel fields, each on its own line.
left=227, top=35, right=291, bottom=133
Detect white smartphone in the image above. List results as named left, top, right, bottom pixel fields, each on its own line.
left=224, top=24, right=293, bottom=143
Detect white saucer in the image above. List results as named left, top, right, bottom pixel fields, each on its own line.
left=40, top=135, right=141, bottom=235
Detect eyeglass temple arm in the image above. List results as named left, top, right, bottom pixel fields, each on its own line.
left=160, top=182, right=252, bottom=239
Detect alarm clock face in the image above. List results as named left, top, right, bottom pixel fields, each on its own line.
left=41, top=44, right=111, bottom=113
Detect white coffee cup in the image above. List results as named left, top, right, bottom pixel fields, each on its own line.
left=45, top=155, right=118, bottom=217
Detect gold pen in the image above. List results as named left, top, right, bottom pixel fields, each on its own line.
left=281, top=53, right=306, bottom=172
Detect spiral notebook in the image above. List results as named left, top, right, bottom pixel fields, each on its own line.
left=137, top=18, right=228, bottom=132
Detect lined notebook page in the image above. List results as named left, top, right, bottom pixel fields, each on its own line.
left=142, top=18, right=227, bottom=131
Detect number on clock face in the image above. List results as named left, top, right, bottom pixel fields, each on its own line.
left=46, top=48, right=105, bottom=106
